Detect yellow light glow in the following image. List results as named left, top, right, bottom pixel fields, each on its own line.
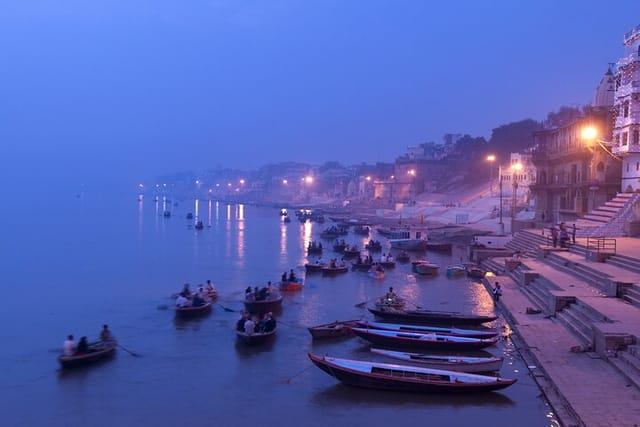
left=408, top=169, right=416, bottom=176
left=487, top=155, right=495, bottom=162
left=282, top=179, right=288, bottom=185
left=305, top=176, right=313, bottom=184
left=511, top=163, right=523, bottom=171
left=239, top=179, right=245, bottom=185
left=366, top=176, right=371, bottom=181
left=581, top=126, right=598, bottom=140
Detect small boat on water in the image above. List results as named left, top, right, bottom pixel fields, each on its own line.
left=369, top=268, right=385, bottom=280
left=412, top=261, right=440, bottom=275
left=379, top=259, right=396, bottom=269
left=244, top=295, right=283, bottom=315
left=466, top=264, right=486, bottom=279
left=364, top=240, right=382, bottom=251
left=305, top=261, right=327, bottom=273
left=395, top=251, right=410, bottom=262
left=308, top=354, right=516, bottom=393
left=446, top=264, right=466, bottom=277
left=236, top=328, right=277, bottom=345
left=332, top=242, right=347, bottom=253
left=388, top=228, right=429, bottom=251
left=351, top=261, right=374, bottom=271
left=368, top=307, right=498, bottom=326
left=370, top=348, right=504, bottom=373
left=186, top=213, right=194, bottom=220
left=355, top=321, right=498, bottom=339
left=343, top=246, right=361, bottom=258
left=307, top=319, right=361, bottom=340
left=175, top=302, right=213, bottom=317
left=279, top=278, right=304, bottom=292
left=194, top=220, right=204, bottom=230
left=321, top=262, right=349, bottom=275
left=354, top=225, right=371, bottom=236
left=307, top=242, right=323, bottom=255
left=351, top=328, right=498, bottom=350
left=58, top=341, right=117, bottom=369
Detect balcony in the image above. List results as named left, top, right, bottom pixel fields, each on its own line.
left=613, top=143, right=640, bottom=155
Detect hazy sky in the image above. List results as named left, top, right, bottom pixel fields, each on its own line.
left=3, top=1, right=640, bottom=188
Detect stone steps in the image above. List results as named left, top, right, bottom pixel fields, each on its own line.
left=555, top=308, right=594, bottom=349
left=522, top=277, right=557, bottom=314
left=608, top=345, right=640, bottom=390
left=606, top=253, right=640, bottom=274
left=623, top=285, right=640, bottom=308
left=544, top=253, right=610, bottom=294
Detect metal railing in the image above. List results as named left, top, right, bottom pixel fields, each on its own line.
left=586, top=237, right=617, bottom=254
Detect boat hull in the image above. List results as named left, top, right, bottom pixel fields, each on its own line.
left=175, top=302, right=213, bottom=317
left=370, top=349, right=504, bottom=373
left=356, top=321, right=498, bottom=339
left=236, top=329, right=276, bottom=345
left=351, top=328, right=498, bottom=351
left=368, top=307, right=497, bottom=326
left=58, top=342, right=117, bottom=368
left=279, top=280, right=303, bottom=292
left=308, top=320, right=360, bottom=340
left=308, top=354, right=515, bottom=393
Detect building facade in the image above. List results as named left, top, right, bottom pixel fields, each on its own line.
left=613, top=25, right=640, bottom=192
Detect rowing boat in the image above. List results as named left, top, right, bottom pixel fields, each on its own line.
left=370, top=348, right=504, bottom=373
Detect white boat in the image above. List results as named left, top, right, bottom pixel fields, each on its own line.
left=356, top=320, right=498, bottom=339
left=370, top=348, right=504, bottom=373
left=387, top=228, right=428, bottom=251
left=413, top=261, right=439, bottom=275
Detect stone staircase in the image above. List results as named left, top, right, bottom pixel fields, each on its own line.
left=622, top=284, right=640, bottom=307
left=505, top=229, right=551, bottom=257
left=575, top=193, right=640, bottom=238
left=607, top=345, right=640, bottom=391
left=554, top=299, right=612, bottom=350
left=605, top=252, right=640, bottom=274
left=520, top=275, right=561, bottom=315
left=542, top=252, right=611, bottom=295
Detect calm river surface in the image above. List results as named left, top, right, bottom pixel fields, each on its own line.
left=1, top=191, right=557, bottom=427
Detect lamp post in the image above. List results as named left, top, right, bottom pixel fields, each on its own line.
left=510, top=163, right=522, bottom=236
left=486, top=155, right=496, bottom=196
left=498, top=167, right=504, bottom=235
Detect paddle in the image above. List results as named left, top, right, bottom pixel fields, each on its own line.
left=118, top=344, right=142, bottom=357
left=218, top=303, right=238, bottom=312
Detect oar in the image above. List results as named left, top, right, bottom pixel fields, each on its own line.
left=118, top=344, right=142, bottom=357
left=218, top=303, right=238, bottom=312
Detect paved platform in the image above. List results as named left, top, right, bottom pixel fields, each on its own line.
left=491, top=275, right=640, bottom=427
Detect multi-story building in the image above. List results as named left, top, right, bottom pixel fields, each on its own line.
left=612, top=25, right=640, bottom=191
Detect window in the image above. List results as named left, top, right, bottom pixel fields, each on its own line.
left=627, top=162, right=630, bottom=172
left=623, top=132, right=629, bottom=146
left=615, top=134, right=621, bottom=145
left=624, top=101, right=630, bottom=118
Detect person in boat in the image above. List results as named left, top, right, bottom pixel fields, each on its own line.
left=281, top=271, right=287, bottom=282
left=63, top=335, right=76, bottom=356
left=318, top=242, right=323, bottom=250
left=197, top=285, right=207, bottom=299
left=288, top=269, right=296, bottom=282
left=237, top=312, right=249, bottom=332
left=100, top=324, right=114, bottom=343
left=263, top=312, right=276, bottom=333
left=192, top=293, right=206, bottom=307
left=205, top=280, right=215, bottom=292
left=76, top=336, right=89, bottom=354
left=258, top=286, right=268, bottom=301
left=176, top=294, right=190, bottom=307
left=385, top=287, right=397, bottom=303
left=266, top=281, right=275, bottom=296
left=243, top=316, right=256, bottom=335
left=329, top=258, right=337, bottom=268
left=245, top=286, right=253, bottom=298
left=180, top=283, right=191, bottom=297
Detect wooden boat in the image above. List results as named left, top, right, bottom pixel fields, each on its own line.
left=321, top=263, right=349, bottom=275
left=368, top=307, right=498, bottom=326
left=446, top=264, right=466, bottom=277
left=308, top=354, right=516, bottom=393
left=466, top=265, right=486, bottom=279
left=194, top=220, right=204, bottom=230
left=413, top=261, right=440, bottom=275
left=236, top=328, right=277, bottom=345
left=283, top=216, right=291, bottom=223
left=58, top=341, right=117, bottom=368
left=244, top=295, right=283, bottom=314
left=332, top=242, right=347, bottom=252
left=307, top=243, right=323, bottom=255
left=351, top=328, right=498, bottom=350
left=364, top=240, right=381, bottom=251
left=369, top=268, right=385, bottom=280
left=355, top=321, right=498, bottom=339
left=373, top=297, right=404, bottom=309
left=305, top=262, right=326, bottom=273
left=186, top=212, right=194, bottom=219
left=175, top=302, right=213, bottom=317
left=351, top=261, right=374, bottom=271
left=308, top=319, right=360, bottom=340
left=343, top=246, right=360, bottom=258
left=370, top=348, right=504, bottom=373
left=279, top=278, right=304, bottom=292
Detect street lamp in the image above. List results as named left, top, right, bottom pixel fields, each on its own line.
left=486, top=155, right=496, bottom=196
left=511, top=163, right=523, bottom=235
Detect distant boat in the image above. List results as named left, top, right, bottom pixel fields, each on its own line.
left=412, top=261, right=440, bottom=276
left=446, top=264, right=466, bottom=277
left=175, top=302, right=212, bottom=317
left=244, top=295, right=283, bottom=315
left=236, top=328, right=277, bottom=346
left=367, top=307, right=498, bottom=326
left=307, top=319, right=360, bottom=340
left=350, top=327, right=498, bottom=351
left=58, top=341, right=117, bottom=369
left=163, top=211, right=171, bottom=218
left=308, top=354, right=516, bottom=393
left=355, top=320, right=498, bottom=339
left=194, top=221, right=204, bottom=230
left=388, top=228, right=429, bottom=251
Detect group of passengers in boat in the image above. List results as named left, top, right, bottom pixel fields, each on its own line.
left=281, top=269, right=297, bottom=282
left=307, top=241, right=323, bottom=251
left=245, top=281, right=279, bottom=301
left=175, top=280, right=217, bottom=307
left=62, top=324, right=115, bottom=356
left=327, top=258, right=345, bottom=268
left=236, top=311, right=277, bottom=335
left=355, top=254, right=374, bottom=265
left=377, top=287, right=402, bottom=307
left=381, top=253, right=394, bottom=263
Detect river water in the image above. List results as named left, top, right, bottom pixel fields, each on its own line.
left=1, top=191, right=557, bottom=426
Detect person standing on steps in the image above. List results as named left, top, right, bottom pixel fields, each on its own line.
left=492, top=282, right=502, bottom=302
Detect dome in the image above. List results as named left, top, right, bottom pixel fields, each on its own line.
left=592, top=67, right=615, bottom=107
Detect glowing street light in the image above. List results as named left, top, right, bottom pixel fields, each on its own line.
left=304, top=176, right=314, bottom=184
left=407, top=169, right=416, bottom=176
left=282, top=179, right=288, bottom=185
left=239, top=179, right=245, bottom=185
left=487, top=155, right=496, bottom=196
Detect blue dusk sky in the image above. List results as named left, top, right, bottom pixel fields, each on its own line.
left=2, top=1, right=640, bottom=188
